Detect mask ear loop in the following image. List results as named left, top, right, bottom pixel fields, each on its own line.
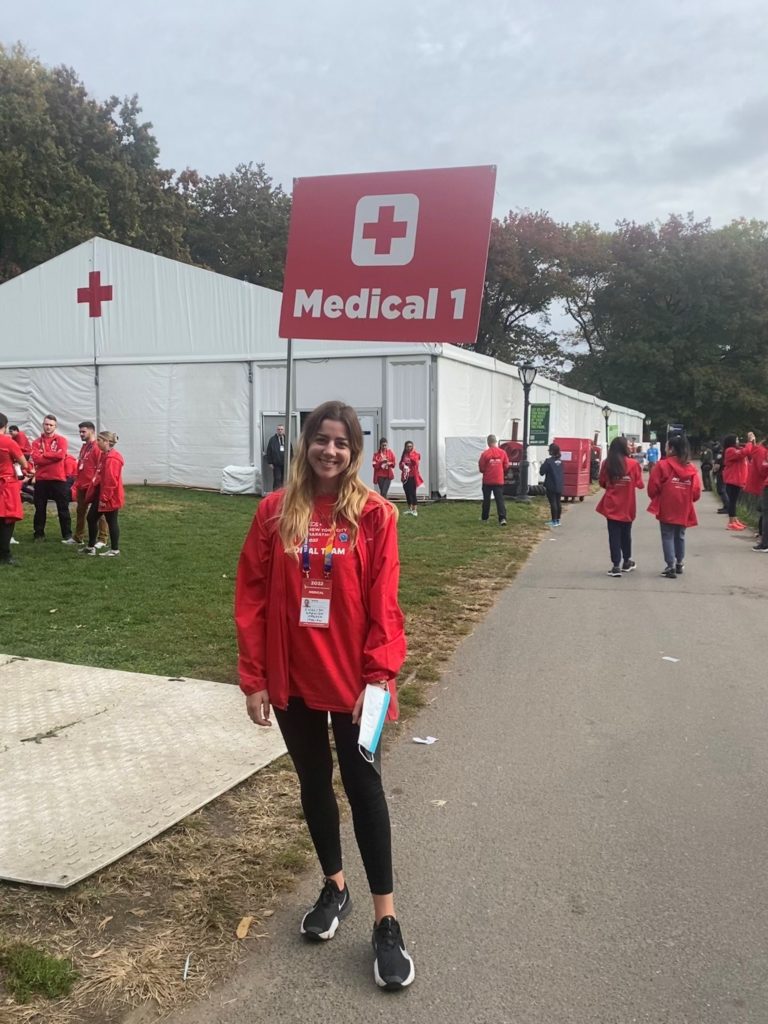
left=358, top=744, right=375, bottom=764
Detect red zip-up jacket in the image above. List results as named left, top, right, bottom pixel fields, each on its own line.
left=30, top=434, right=68, bottom=481
left=647, top=457, right=702, bottom=526
left=76, top=440, right=102, bottom=489
left=372, top=448, right=396, bottom=481
left=723, top=443, right=753, bottom=487
left=12, top=431, right=31, bottom=456
left=478, top=446, right=510, bottom=486
left=87, top=450, right=125, bottom=511
left=400, top=451, right=423, bottom=487
left=595, top=456, right=644, bottom=522
left=235, top=490, right=406, bottom=719
left=744, top=444, right=767, bottom=495
left=752, top=445, right=768, bottom=490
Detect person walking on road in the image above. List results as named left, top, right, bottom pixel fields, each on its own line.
left=478, top=434, right=509, bottom=526
left=647, top=434, right=701, bottom=578
left=399, top=440, right=423, bottom=516
left=236, top=399, right=415, bottom=991
left=596, top=436, right=645, bottom=577
left=372, top=437, right=396, bottom=498
left=722, top=432, right=755, bottom=531
left=266, top=425, right=288, bottom=490
left=539, top=442, right=564, bottom=527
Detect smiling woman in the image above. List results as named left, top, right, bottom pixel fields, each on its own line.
left=234, top=399, right=416, bottom=991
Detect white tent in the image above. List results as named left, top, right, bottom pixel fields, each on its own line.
left=0, top=238, right=644, bottom=495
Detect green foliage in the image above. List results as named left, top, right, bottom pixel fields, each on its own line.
left=0, top=943, right=77, bottom=1003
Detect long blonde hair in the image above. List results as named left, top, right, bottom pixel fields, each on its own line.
left=278, top=401, right=395, bottom=556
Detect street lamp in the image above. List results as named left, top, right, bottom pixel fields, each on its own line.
left=515, top=363, right=538, bottom=501
left=644, top=416, right=651, bottom=443
left=602, top=404, right=611, bottom=453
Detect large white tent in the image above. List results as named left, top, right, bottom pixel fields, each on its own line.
left=0, top=238, right=644, bottom=495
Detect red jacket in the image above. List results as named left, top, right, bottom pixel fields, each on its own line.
left=30, top=434, right=68, bottom=481
left=744, top=444, right=767, bottom=495
left=400, top=451, right=423, bottom=487
left=12, top=431, right=31, bottom=456
left=722, top=443, right=753, bottom=487
left=595, top=456, right=644, bottom=522
left=87, top=449, right=125, bottom=511
left=0, top=435, right=24, bottom=521
left=235, top=490, right=406, bottom=719
left=372, top=448, right=396, bottom=481
left=647, top=457, right=701, bottom=526
left=76, top=440, right=102, bottom=489
left=478, top=446, right=510, bottom=486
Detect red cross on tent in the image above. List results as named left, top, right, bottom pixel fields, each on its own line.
left=362, top=205, right=409, bottom=255
left=77, top=271, right=113, bottom=317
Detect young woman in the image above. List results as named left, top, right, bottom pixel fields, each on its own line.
left=0, top=413, right=30, bottom=566
left=399, top=441, right=423, bottom=516
left=722, top=432, right=755, bottom=531
left=539, top=442, right=564, bottom=527
left=235, top=400, right=415, bottom=991
left=372, top=437, right=396, bottom=498
left=595, top=436, right=645, bottom=577
left=81, top=431, right=124, bottom=557
left=647, top=434, right=701, bottom=578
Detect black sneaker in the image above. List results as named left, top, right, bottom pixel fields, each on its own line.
left=372, top=916, right=415, bottom=990
left=752, top=545, right=768, bottom=553
left=675, top=563, right=684, bottom=574
left=300, top=879, right=351, bottom=941
left=621, top=560, right=636, bottom=573
left=660, top=567, right=676, bottom=579
left=607, top=566, right=622, bottom=577
left=716, top=508, right=728, bottom=514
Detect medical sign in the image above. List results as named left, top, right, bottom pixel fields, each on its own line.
left=279, top=165, right=496, bottom=344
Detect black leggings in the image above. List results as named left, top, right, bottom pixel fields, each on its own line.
left=87, top=490, right=120, bottom=549
left=376, top=477, right=391, bottom=498
left=725, top=483, right=742, bottom=518
left=403, top=477, right=417, bottom=507
left=274, top=697, right=393, bottom=895
left=546, top=489, right=562, bottom=521
left=0, top=520, right=15, bottom=559
left=607, top=518, right=632, bottom=566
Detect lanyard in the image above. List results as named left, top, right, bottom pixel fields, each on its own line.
left=302, top=525, right=336, bottom=578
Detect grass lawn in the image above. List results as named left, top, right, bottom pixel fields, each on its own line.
left=0, top=486, right=546, bottom=1023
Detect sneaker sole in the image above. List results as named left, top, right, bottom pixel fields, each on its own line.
left=374, top=951, right=416, bottom=990
left=301, top=894, right=352, bottom=941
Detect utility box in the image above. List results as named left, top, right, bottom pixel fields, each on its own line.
left=554, top=437, right=592, bottom=501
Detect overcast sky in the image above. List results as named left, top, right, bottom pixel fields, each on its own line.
left=4, top=0, right=767, bottom=228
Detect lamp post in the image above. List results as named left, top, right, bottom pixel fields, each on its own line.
left=602, top=404, right=611, bottom=454
left=644, top=416, right=651, bottom=443
left=515, top=363, right=538, bottom=501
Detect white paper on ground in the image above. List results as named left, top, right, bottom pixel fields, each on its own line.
left=662, top=656, right=680, bottom=663
left=413, top=736, right=438, bottom=745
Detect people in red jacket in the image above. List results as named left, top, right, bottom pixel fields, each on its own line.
left=399, top=441, right=423, bottom=516
left=30, top=414, right=75, bottom=543
left=80, top=431, right=124, bottom=557
left=9, top=426, right=31, bottom=457
left=478, top=434, right=510, bottom=526
left=752, top=440, right=768, bottom=552
left=721, top=432, right=755, bottom=530
left=236, top=400, right=414, bottom=990
left=647, top=434, right=702, bottom=578
left=73, top=421, right=109, bottom=547
left=0, top=413, right=31, bottom=565
left=372, top=438, right=396, bottom=498
left=595, top=436, right=645, bottom=576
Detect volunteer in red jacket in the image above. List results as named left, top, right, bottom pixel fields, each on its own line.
left=372, top=437, right=396, bottom=498
left=0, top=413, right=31, bottom=566
left=722, top=432, right=755, bottom=531
left=236, top=400, right=414, bottom=991
left=81, top=431, right=124, bottom=558
left=74, top=421, right=109, bottom=548
left=647, top=434, right=702, bottom=578
left=752, top=438, right=768, bottom=552
left=596, top=435, right=645, bottom=577
left=30, top=414, right=75, bottom=543
left=9, top=426, right=31, bottom=458
left=478, top=433, right=510, bottom=526
left=399, top=440, right=423, bottom=516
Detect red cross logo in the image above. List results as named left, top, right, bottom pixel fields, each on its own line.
left=77, top=271, right=114, bottom=318
left=362, top=206, right=409, bottom=255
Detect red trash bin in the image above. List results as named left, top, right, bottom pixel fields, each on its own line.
left=553, top=437, right=591, bottom=501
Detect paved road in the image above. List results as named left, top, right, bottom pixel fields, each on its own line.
left=166, top=491, right=768, bottom=1024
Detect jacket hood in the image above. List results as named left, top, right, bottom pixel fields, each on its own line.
left=667, top=457, right=697, bottom=478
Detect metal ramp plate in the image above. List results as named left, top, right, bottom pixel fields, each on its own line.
left=0, top=654, right=286, bottom=888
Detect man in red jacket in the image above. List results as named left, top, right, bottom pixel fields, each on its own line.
left=30, top=414, right=74, bottom=543
left=73, top=421, right=108, bottom=547
left=478, top=434, right=510, bottom=526
left=9, top=426, right=32, bottom=457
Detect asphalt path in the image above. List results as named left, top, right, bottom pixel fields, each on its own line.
left=166, top=489, right=768, bottom=1024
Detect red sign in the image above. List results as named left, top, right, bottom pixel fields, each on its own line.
left=279, top=165, right=496, bottom=344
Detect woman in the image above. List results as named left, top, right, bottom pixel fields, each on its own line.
left=235, top=400, right=415, bottom=991
left=722, top=432, right=755, bottom=531
left=647, top=434, right=701, bottom=578
left=539, top=442, right=564, bottom=527
left=399, top=440, right=423, bottom=516
left=372, top=437, right=396, bottom=498
left=0, top=413, right=30, bottom=566
left=81, top=431, right=124, bottom=557
left=595, top=436, right=645, bottom=577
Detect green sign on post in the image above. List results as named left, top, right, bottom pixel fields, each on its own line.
left=607, top=424, right=620, bottom=443
left=529, top=404, right=550, bottom=446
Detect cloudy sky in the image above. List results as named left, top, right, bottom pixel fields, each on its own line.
left=4, top=0, right=767, bottom=228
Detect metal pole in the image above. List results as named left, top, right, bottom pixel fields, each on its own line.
left=604, top=413, right=609, bottom=454
left=283, top=338, right=294, bottom=482
left=515, top=383, right=531, bottom=502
